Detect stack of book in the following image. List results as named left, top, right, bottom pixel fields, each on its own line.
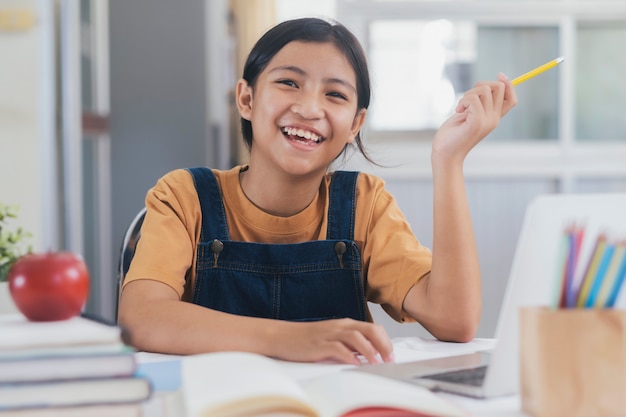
left=0, top=313, right=152, bottom=417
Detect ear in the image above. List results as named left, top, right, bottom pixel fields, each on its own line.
left=347, top=109, right=367, bottom=144
left=236, top=79, right=253, bottom=120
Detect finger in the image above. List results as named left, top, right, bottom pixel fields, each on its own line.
left=364, top=323, right=394, bottom=363
left=455, top=90, right=480, bottom=114
left=491, top=79, right=506, bottom=110
left=455, top=85, right=483, bottom=114
left=456, top=82, right=493, bottom=116
left=473, top=81, right=509, bottom=132
left=322, top=341, right=362, bottom=365
left=477, top=83, right=496, bottom=111
left=353, top=322, right=394, bottom=364
left=498, top=72, right=518, bottom=116
left=474, top=81, right=505, bottom=114
left=342, top=329, right=383, bottom=365
left=456, top=92, right=486, bottom=122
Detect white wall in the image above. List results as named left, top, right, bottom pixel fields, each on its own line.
left=0, top=0, right=56, bottom=252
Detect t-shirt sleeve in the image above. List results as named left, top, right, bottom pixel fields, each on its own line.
left=122, top=169, right=201, bottom=298
left=357, top=174, right=432, bottom=323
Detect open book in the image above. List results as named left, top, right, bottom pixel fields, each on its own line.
left=181, top=352, right=468, bottom=417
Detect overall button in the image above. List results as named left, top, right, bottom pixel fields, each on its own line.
left=210, top=239, right=224, bottom=254
left=334, top=241, right=347, bottom=255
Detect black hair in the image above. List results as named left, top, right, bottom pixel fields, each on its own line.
left=240, top=17, right=375, bottom=164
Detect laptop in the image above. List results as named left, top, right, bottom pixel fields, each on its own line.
left=351, top=192, right=626, bottom=398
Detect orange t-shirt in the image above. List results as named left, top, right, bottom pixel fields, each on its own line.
left=124, top=165, right=432, bottom=323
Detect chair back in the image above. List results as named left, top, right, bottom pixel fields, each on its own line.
left=116, top=207, right=147, bottom=318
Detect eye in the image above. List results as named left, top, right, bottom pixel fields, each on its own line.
left=327, top=91, right=348, bottom=101
left=277, top=79, right=298, bottom=88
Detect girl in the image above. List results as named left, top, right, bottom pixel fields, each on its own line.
left=118, top=17, right=517, bottom=365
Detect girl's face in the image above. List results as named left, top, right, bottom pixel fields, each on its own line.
left=237, top=41, right=366, bottom=178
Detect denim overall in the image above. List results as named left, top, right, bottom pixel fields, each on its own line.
left=187, top=167, right=367, bottom=322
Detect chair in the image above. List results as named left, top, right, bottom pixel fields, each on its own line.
left=116, top=207, right=146, bottom=319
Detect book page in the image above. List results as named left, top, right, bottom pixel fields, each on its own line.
left=182, top=352, right=319, bottom=417
left=301, top=372, right=467, bottom=417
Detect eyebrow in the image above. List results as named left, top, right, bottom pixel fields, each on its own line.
left=268, top=65, right=357, bottom=93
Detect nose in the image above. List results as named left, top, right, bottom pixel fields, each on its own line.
left=291, top=91, right=324, bottom=119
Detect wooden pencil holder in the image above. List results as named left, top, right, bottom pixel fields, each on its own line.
left=519, top=307, right=626, bottom=417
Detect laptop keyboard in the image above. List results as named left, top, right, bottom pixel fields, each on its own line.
left=420, top=365, right=488, bottom=387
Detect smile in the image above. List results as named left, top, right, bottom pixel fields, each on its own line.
left=281, top=127, right=324, bottom=144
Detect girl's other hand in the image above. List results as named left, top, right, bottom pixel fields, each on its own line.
left=270, top=318, right=394, bottom=365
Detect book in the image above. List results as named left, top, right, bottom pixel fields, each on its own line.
left=0, top=402, right=143, bottom=417
left=0, top=347, right=137, bottom=383
left=0, top=341, right=129, bottom=361
left=0, top=314, right=124, bottom=352
left=0, top=377, right=152, bottom=411
left=180, top=352, right=468, bottom=417
left=136, top=357, right=183, bottom=393
left=136, top=357, right=185, bottom=417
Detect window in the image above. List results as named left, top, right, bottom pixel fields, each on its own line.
left=576, top=21, right=626, bottom=141
left=369, top=20, right=561, bottom=141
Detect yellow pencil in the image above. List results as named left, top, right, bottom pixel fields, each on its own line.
left=576, top=234, right=606, bottom=308
left=512, top=56, right=565, bottom=86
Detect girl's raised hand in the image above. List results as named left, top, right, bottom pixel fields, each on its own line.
left=432, top=73, right=517, bottom=164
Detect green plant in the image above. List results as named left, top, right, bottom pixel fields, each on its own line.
left=0, top=204, right=32, bottom=282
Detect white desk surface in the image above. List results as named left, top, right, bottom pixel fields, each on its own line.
left=137, top=336, right=528, bottom=417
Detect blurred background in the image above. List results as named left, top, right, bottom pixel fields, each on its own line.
left=2, top=0, right=626, bottom=338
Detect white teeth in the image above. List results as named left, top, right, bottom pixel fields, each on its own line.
left=283, top=127, right=321, bottom=143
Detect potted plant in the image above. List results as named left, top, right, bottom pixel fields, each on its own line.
left=0, top=204, right=31, bottom=314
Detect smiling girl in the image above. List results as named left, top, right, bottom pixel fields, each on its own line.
left=118, top=17, right=517, bottom=365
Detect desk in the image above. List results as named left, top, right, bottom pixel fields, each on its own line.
left=137, top=337, right=528, bottom=417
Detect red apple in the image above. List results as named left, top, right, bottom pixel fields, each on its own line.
left=8, top=252, right=90, bottom=321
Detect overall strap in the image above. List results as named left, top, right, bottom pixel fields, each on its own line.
left=327, top=171, right=359, bottom=240
left=186, top=167, right=230, bottom=241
